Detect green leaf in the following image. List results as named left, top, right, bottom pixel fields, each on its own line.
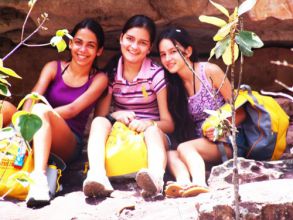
left=50, top=36, right=67, bottom=52
left=199, top=15, right=227, bottom=27
left=0, top=82, right=11, bottom=97
left=12, top=111, right=42, bottom=142
left=0, top=77, right=11, bottom=86
left=239, top=30, right=264, bottom=48
left=0, top=65, right=22, bottom=79
left=17, top=92, right=51, bottom=110
left=215, top=37, right=230, bottom=59
left=28, top=0, right=36, bottom=8
left=209, top=0, right=230, bottom=18
left=50, top=36, right=62, bottom=46
left=213, top=19, right=238, bottom=41
left=56, top=29, right=69, bottom=37
left=209, top=46, right=216, bottom=60
left=0, top=126, right=14, bottom=141
left=235, top=34, right=254, bottom=57
left=238, top=0, right=257, bottom=16
left=56, top=39, right=67, bottom=52
left=7, top=171, right=32, bottom=187
left=204, top=109, right=219, bottom=117
left=222, top=41, right=239, bottom=65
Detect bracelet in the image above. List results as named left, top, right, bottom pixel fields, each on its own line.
left=106, top=114, right=116, bottom=125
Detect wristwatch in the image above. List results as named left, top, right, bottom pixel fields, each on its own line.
left=106, top=114, right=116, bottom=125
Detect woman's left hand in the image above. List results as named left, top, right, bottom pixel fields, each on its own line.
left=128, top=119, right=152, bottom=133
left=205, top=127, right=215, bottom=142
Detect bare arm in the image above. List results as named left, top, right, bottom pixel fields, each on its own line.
left=152, top=87, right=174, bottom=134
left=23, top=61, right=57, bottom=111
left=205, top=62, right=232, bottom=102
left=126, top=87, right=174, bottom=133
left=94, top=90, right=112, bottom=117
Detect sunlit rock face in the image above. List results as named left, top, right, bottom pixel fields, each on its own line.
left=0, top=0, right=293, bottom=102
left=196, top=158, right=293, bottom=220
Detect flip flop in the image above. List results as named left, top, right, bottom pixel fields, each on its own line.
left=164, top=182, right=185, bottom=198
left=181, top=185, right=209, bottom=198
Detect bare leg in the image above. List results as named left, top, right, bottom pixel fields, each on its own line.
left=87, top=117, right=111, bottom=175
left=27, top=103, right=77, bottom=206
left=0, top=100, right=17, bottom=127
left=135, top=126, right=167, bottom=196
left=177, top=138, right=232, bottom=187
left=144, top=125, right=167, bottom=177
left=83, top=117, right=113, bottom=197
left=32, top=103, right=77, bottom=173
left=167, top=150, right=191, bottom=185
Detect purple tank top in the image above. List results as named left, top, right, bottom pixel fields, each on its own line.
left=44, top=61, right=97, bottom=138
left=188, top=62, right=225, bottom=137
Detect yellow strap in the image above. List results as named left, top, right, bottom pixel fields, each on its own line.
left=83, top=162, right=89, bottom=174
left=56, top=169, right=62, bottom=192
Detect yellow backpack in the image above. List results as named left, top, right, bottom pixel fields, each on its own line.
left=202, top=86, right=289, bottom=161
left=105, top=122, right=148, bottom=177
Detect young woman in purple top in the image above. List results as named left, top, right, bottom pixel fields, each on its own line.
left=157, top=27, right=246, bottom=197
left=25, top=18, right=108, bottom=207
left=83, top=15, right=174, bottom=198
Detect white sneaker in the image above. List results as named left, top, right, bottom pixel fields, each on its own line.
left=83, top=170, right=113, bottom=197
left=135, top=168, right=163, bottom=197
left=26, top=171, right=51, bottom=207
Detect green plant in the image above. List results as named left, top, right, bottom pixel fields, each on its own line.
left=198, top=0, right=264, bottom=219
left=0, top=0, right=71, bottom=132
left=199, top=0, right=263, bottom=65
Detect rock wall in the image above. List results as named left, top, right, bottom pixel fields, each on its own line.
left=0, top=0, right=293, bottom=103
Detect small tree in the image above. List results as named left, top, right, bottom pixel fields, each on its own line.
left=197, top=0, right=263, bottom=219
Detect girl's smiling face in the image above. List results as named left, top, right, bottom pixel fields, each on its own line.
left=70, top=28, right=102, bottom=66
left=159, top=38, right=190, bottom=74
left=120, top=27, right=151, bottom=65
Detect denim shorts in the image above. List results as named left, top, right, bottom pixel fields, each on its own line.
left=69, top=131, right=84, bottom=163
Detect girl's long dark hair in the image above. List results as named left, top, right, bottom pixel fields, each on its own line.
left=157, top=27, right=199, bottom=143
left=105, top=14, right=156, bottom=82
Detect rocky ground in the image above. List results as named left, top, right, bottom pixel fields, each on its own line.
left=1, top=155, right=293, bottom=220
left=1, top=171, right=202, bottom=220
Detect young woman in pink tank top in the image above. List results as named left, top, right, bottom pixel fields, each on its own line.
left=158, top=27, right=246, bottom=198
left=24, top=19, right=108, bottom=207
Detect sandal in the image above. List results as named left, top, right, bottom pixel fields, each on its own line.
left=164, top=182, right=185, bottom=198
left=181, top=185, right=209, bottom=198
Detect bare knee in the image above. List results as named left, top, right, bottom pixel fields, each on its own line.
left=91, top=116, right=111, bottom=131
left=144, top=125, right=161, bottom=139
left=167, top=150, right=180, bottom=164
left=144, top=125, right=166, bottom=149
left=1, top=101, right=17, bottom=126
left=167, top=150, right=179, bottom=160
left=177, top=142, right=193, bottom=156
left=31, top=103, right=52, bottom=119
